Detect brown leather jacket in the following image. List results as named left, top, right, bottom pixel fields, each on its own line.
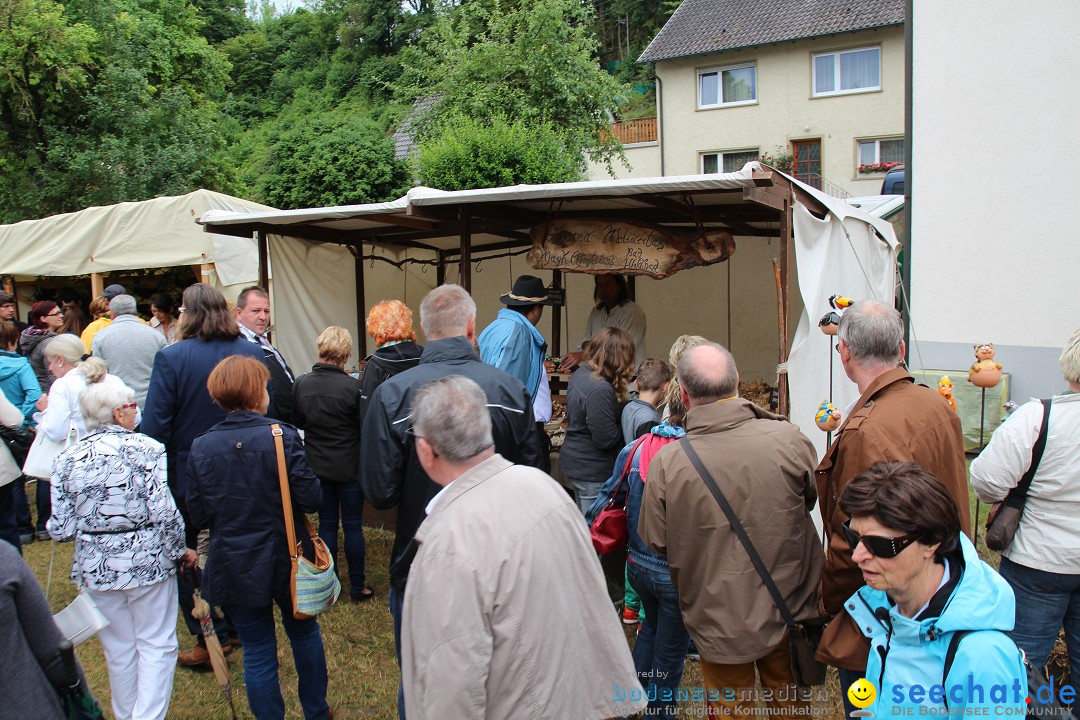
left=815, top=367, right=970, bottom=669
left=639, top=398, right=824, bottom=664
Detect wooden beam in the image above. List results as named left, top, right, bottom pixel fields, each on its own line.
left=551, top=270, right=562, bottom=358
left=743, top=187, right=786, bottom=212
left=777, top=190, right=792, bottom=417
left=436, top=250, right=446, bottom=286
left=459, top=210, right=472, bottom=292
left=257, top=230, right=269, bottom=290
left=751, top=171, right=775, bottom=187
left=90, top=273, right=105, bottom=298
left=355, top=249, right=367, bottom=360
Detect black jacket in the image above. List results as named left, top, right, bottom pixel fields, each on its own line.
left=359, top=336, right=543, bottom=589
left=560, top=365, right=626, bottom=482
left=292, top=363, right=363, bottom=484
left=17, top=329, right=55, bottom=393
left=186, top=412, right=321, bottom=607
left=358, top=341, right=423, bottom=421
left=239, top=330, right=296, bottom=424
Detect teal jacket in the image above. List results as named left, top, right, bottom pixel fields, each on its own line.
left=847, top=534, right=1026, bottom=715
left=477, top=308, right=546, bottom=402
left=0, top=350, right=42, bottom=421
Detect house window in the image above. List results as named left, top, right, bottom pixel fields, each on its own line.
left=857, top=137, right=904, bottom=173
left=702, top=149, right=759, bottom=174
left=698, top=63, right=757, bottom=109
left=813, top=47, right=881, bottom=96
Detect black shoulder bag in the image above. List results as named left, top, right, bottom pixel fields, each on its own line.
left=984, top=399, right=1051, bottom=552
left=679, top=437, right=827, bottom=686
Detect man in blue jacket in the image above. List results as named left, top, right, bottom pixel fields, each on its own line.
left=477, top=275, right=555, bottom=471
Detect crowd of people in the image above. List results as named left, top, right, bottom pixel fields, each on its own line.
left=0, top=276, right=1077, bottom=720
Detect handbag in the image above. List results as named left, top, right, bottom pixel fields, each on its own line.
left=53, top=592, right=111, bottom=647
left=0, top=423, right=35, bottom=467
left=589, top=436, right=649, bottom=556
left=679, top=438, right=827, bottom=686
left=984, top=399, right=1051, bottom=553
left=23, top=422, right=78, bottom=479
left=272, top=423, right=340, bottom=620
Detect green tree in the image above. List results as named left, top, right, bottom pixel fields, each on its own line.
left=258, top=111, right=410, bottom=208
left=418, top=114, right=582, bottom=191
left=398, top=0, right=628, bottom=173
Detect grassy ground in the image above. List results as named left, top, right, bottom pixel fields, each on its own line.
left=18, top=479, right=1057, bottom=719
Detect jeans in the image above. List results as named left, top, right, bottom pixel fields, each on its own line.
left=570, top=477, right=603, bottom=515
left=12, top=476, right=32, bottom=535
left=0, top=483, right=20, bottom=550
left=317, top=481, right=366, bottom=591
left=1000, top=555, right=1080, bottom=717
left=224, top=596, right=330, bottom=720
left=13, top=476, right=48, bottom=534
left=389, top=584, right=406, bottom=720
left=838, top=667, right=862, bottom=720
left=627, top=560, right=690, bottom=717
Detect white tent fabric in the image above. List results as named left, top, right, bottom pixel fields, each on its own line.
left=0, top=189, right=273, bottom=288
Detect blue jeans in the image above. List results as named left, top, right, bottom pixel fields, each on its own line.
left=627, top=560, right=690, bottom=717
left=389, top=584, right=406, bottom=720
left=570, top=477, right=603, bottom=516
left=12, top=476, right=48, bottom=534
left=224, top=596, right=329, bottom=720
left=317, top=481, right=366, bottom=591
left=1000, top=556, right=1080, bottom=711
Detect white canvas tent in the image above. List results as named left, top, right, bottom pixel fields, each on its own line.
left=201, top=164, right=898, bottom=458
left=0, top=189, right=273, bottom=302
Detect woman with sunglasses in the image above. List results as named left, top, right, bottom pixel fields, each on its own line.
left=838, top=461, right=1025, bottom=716
left=18, top=300, right=65, bottom=393
left=48, top=381, right=194, bottom=720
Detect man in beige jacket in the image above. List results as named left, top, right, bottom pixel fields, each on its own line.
left=639, top=343, right=824, bottom=717
left=401, top=375, right=646, bottom=720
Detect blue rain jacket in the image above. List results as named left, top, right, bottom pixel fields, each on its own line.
left=846, top=534, right=1027, bottom=715
left=477, top=308, right=547, bottom=401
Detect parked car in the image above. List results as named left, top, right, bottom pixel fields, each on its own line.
left=881, top=166, right=905, bottom=195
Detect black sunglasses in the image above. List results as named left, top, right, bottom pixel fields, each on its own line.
left=842, top=519, right=921, bottom=559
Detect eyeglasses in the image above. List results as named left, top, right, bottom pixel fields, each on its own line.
left=178, top=306, right=186, bottom=313
left=46, top=310, right=64, bottom=318
left=841, top=519, right=921, bottom=559
left=117, top=403, right=137, bottom=411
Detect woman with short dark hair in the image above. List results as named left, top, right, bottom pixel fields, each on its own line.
left=839, top=461, right=1025, bottom=716
left=148, top=293, right=177, bottom=344
left=19, top=300, right=64, bottom=393
left=188, top=355, right=329, bottom=720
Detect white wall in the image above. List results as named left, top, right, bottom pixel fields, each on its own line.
left=911, top=0, right=1080, bottom=350
left=586, top=142, right=661, bottom=181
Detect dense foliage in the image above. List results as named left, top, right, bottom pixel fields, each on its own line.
left=0, top=0, right=677, bottom=222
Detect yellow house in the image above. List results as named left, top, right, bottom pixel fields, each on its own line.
left=590, top=0, right=905, bottom=198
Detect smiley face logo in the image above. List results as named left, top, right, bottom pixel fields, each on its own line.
left=847, top=678, right=877, bottom=709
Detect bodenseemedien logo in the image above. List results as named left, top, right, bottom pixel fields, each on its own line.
left=847, top=678, right=876, bottom=717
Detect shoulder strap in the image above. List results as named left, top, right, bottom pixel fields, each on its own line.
left=678, top=437, right=799, bottom=631
left=272, top=423, right=301, bottom=558
left=1005, top=398, right=1052, bottom=508
left=942, top=629, right=973, bottom=689
left=608, top=435, right=651, bottom=509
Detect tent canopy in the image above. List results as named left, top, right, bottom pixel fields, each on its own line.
left=0, top=189, right=274, bottom=288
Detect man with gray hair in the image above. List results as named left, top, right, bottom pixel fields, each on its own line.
left=360, top=284, right=543, bottom=719
left=401, top=375, right=645, bottom=720
left=815, top=300, right=968, bottom=711
left=638, top=342, right=824, bottom=716
left=91, top=294, right=165, bottom=409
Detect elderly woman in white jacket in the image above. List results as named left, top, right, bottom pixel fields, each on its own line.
left=48, top=381, right=195, bottom=720
left=27, top=334, right=137, bottom=537
left=0, top=392, right=26, bottom=548
left=970, top=327, right=1080, bottom=694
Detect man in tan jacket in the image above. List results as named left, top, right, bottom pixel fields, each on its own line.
left=401, top=375, right=645, bottom=720
left=639, top=343, right=824, bottom=717
left=815, top=300, right=969, bottom=712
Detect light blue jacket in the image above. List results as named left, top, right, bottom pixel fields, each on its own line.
left=477, top=308, right=546, bottom=401
left=0, top=350, right=42, bottom=421
left=846, top=534, right=1026, bottom=715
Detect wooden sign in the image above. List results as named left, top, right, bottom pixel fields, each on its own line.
left=527, top=219, right=735, bottom=279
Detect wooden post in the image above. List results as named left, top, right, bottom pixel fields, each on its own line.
left=459, top=211, right=472, bottom=292
left=90, top=273, right=105, bottom=298
left=626, top=274, right=636, bottom=301
left=257, top=230, right=269, bottom=290
left=436, top=250, right=446, bottom=286
left=355, top=245, right=367, bottom=359
left=199, top=264, right=216, bottom=286
left=551, top=270, right=563, bottom=357
left=776, top=191, right=792, bottom=417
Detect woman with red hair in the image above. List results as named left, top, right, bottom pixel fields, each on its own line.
left=18, top=300, right=65, bottom=393
left=359, top=300, right=422, bottom=421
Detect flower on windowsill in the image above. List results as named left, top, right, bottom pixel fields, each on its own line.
left=857, top=162, right=903, bottom=175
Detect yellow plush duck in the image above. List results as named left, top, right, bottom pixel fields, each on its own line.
left=937, top=376, right=957, bottom=412
left=815, top=399, right=842, bottom=431
left=968, top=343, right=1003, bottom=388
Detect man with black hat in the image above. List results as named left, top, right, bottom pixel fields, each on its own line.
left=478, top=276, right=556, bottom=470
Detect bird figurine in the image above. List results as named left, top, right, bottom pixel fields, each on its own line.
left=815, top=399, right=842, bottom=431
left=937, top=376, right=957, bottom=412
left=818, top=294, right=855, bottom=336
left=968, top=343, right=1003, bottom=388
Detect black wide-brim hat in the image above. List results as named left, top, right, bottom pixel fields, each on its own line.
left=500, top=275, right=555, bottom=306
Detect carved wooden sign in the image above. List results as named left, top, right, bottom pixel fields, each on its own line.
left=527, top=219, right=735, bottom=279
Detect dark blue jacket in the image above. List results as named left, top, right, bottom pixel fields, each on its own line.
left=186, top=412, right=322, bottom=607
left=141, top=336, right=266, bottom=499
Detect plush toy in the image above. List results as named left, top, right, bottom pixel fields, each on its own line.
left=815, top=399, right=842, bottom=431
left=937, top=376, right=957, bottom=412
left=968, top=343, right=1003, bottom=388
left=818, top=295, right=855, bottom=336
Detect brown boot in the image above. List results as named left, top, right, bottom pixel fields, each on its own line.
left=177, top=645, right=210, bottom=667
